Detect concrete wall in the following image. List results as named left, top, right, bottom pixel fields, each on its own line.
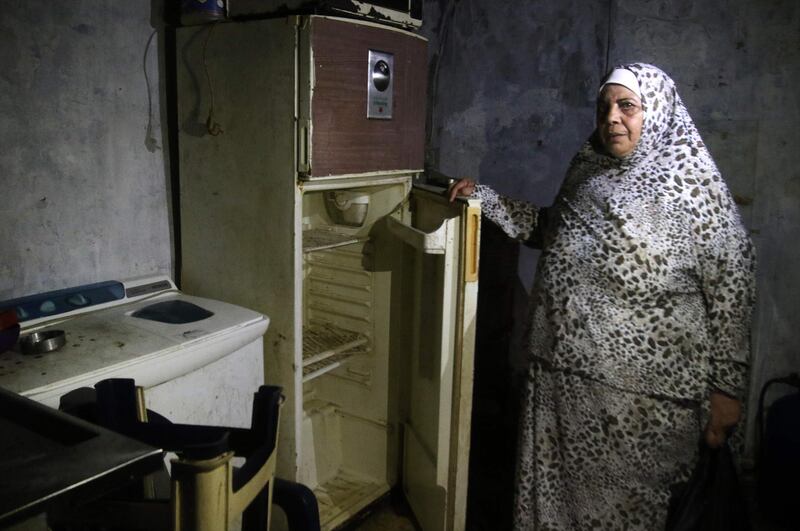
left=421, top=0, right=800, bottom=457
left=0, top=1, right=172, bottom=301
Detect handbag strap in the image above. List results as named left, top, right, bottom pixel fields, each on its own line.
left=757, top=372, right=800, bottom=457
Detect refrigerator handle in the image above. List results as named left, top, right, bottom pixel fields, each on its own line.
left=298, top=120, right=310, bottom=173
left=464, top=206, right=480, bottom=282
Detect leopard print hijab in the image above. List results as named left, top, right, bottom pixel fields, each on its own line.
left=531, top=62, right=754, bottom=401
left=580, top=63, right=713, bottom=171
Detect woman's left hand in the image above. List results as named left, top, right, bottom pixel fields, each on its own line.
left=705, top=391, right=742, bottom=448
left=448, top=178, right=477, bottom=202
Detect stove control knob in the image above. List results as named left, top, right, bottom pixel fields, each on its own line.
left=40, top=300, right=56, bottom=314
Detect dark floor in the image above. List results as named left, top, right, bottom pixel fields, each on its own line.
left=343, top=374, right=521, bottom=531
left=348, top=474, right=794, bottom=531
left=337, top=495, right=418, bottom=531
left=739, top=471, right=796, bottom=531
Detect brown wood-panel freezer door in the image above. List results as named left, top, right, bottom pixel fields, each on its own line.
left=302, top=17, right=427, bottom=178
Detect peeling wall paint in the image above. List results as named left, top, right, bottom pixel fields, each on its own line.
left=0, top=1, right=172, bottom=301
left=421, top=0, right=800, bottom=458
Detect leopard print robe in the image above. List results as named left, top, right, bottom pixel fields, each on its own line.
left=473, top=63, right=756, bottom=530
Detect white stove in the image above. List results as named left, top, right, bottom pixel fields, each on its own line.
left=0, top=277, right=269, bottom=427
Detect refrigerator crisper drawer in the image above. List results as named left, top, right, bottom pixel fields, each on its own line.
left=299, top=17, right=427, bottom=180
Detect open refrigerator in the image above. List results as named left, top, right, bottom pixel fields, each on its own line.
left=176, top=16, right=480, bottom=531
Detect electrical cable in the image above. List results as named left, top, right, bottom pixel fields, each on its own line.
left=605, top=0, right=615, bottom=73
left=202, top=22, right=223, bottom=136
left=426, top=0, right=458, bottom=164
left=143, top=29, right=160, bottom=151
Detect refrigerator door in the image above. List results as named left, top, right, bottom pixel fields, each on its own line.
left=388, top=185, right=480, bottom=531
left=298, top=17, right=427, bottom=179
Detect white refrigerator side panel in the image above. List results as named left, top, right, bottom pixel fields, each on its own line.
left=176, top=18, right=301, bottom=480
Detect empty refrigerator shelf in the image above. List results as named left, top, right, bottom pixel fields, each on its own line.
left=303, top=347, right=366, bottom=381
left=303, top=228, right=365, bottom=253
left=314, top=469, right=389, bottom=530
left=303, top=322, right=368, bottom=381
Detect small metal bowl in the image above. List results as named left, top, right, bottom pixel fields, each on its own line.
left=20, top=330, right=66, bottom=355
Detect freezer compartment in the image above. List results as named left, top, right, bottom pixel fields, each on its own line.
left=298, top=17, right=427, bottom=179
left=302, top=182, right=408, bottom=252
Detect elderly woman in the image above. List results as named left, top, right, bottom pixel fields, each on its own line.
left=450, top=64, right=755, bottom=529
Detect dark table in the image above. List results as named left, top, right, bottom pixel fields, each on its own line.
left=0, top=386, right=162, bottom=527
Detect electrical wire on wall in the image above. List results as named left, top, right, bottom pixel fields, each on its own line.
left=202, top=22, right=223, bottom=136
left=425, top=0, right=459, bottom=167
left=604, top=0, right=616, bottom=73
left=143, top=29, right=160, bottom=152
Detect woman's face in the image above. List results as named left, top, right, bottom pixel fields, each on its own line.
left=596, top=84, right=644, bottom=158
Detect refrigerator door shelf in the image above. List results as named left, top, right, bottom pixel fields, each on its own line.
left=386, top=216, right=450, bottom=254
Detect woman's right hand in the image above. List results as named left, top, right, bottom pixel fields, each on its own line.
left=448, top=178, right=477, bottom=202
left=705, top=391, right=742, bottom=448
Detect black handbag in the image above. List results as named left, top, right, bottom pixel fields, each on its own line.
left=665, top=441, right=751, bottom=531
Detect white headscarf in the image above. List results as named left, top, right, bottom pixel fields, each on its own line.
left=599, top=67, right=642, bottom=99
